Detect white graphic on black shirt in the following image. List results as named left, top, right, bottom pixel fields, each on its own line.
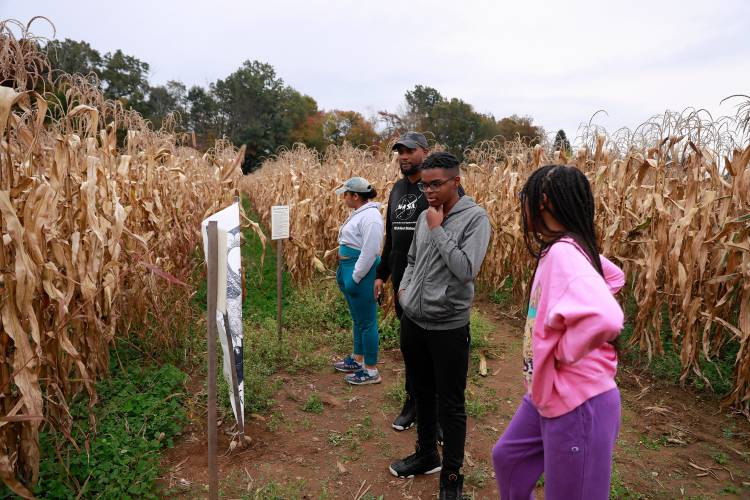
left=395, top=193, right=422, bottom=221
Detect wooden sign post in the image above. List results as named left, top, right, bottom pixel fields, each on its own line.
left=271, top=206, right=290, bottom=343
left=206, top=221, right=219, bottom=500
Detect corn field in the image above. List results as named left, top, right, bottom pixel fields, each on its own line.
left=0, top=21, right=242, bottom=496
left=241, top=126, right=750, bottom=415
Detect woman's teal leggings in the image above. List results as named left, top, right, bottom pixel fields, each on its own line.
left=336, top=246, right=380, bottom=366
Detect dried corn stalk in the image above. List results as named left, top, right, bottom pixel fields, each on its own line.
left=0, top=20, right=242, bottom=494
left=242, top=134, right=750, bottom=417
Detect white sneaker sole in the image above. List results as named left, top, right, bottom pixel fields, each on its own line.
left=346, top=375, right=382, bottom=385
left=391, top=421, right=414, bottom=431
left=389, top=464, right=442, bottom=478
left=334, top=366, right=361, bottom=373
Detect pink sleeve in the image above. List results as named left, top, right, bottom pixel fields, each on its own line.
left=545, top=275, right=625, bottom=364
left=600, top=255, right=625, bottom=294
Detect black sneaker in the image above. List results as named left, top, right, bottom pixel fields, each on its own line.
left=437, top=424, right=444, bottom=447
left=392, top=396, right=416, bottom=431
left=389, top=446, right=441, bottom=478
left=439, top=471, right=464, bottom=500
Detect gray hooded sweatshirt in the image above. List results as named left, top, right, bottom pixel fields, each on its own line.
left=398, top=195, right=491, bottom=330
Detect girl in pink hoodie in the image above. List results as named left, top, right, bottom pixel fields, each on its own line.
left=492, top=165, right=625, bottom=500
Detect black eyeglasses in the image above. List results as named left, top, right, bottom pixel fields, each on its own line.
left=418, top=178, right=453, bottom=192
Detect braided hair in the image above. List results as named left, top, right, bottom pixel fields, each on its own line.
left=520, top=164, right=603, bottom=276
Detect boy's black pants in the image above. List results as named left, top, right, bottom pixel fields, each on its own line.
left=399, top=314, right=470, bottom=471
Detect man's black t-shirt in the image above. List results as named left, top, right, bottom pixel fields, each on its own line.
left=376, top=177, right=465, bottom=289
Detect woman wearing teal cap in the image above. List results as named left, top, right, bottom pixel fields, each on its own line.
left=333, top=177, right=384, bottom=385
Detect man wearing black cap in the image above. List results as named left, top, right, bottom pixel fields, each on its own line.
left=375, top=132, right=462, bottom=439
left=375, top=132, right=430, bottom=433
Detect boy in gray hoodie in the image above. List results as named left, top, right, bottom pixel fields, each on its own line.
left=388, top=152, right=491, bottom=500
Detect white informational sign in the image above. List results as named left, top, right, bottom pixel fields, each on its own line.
left=201, top=202, right=244, bottom=426
left=271, top=205, right=290, bottom=240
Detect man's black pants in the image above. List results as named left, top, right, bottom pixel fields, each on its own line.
left=391, top=267, right=414, bottom=403
left=400, top=314, right=470, bottom=471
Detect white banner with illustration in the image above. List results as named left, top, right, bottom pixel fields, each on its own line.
left=201, top=202, right=244, bottom=426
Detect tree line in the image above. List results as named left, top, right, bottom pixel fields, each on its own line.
left=46, top=39, right=559, bottom=172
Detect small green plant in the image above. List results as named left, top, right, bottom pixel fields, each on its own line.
left=302, top=393, right=324, bottom=414
left=384, top=380, right=407, bottom=407
left=466, top=388, right=498, bottom=418
left=464, top=462, right=490, bottom=489
left=470, top=310, right=492, bottom=351
left=610, top=466, right=643, bottom=499
left=243, top=478, right=308, bottom=499
left=327, top=416, right=375, bottom=450
left=722, top=484, right=740, bottom=495
left=360, top=494, right=385, bottom=500
left=489, top=276, right=514, bottom=306
left=639, top=435, right=663, bottom=451
left=379, top=313, right=401, bottom=351
left=328, top=430, right=344, bottom=447
left=268, top=411, right=285, bottom=432
left=713, top=451, right=729, bottom=466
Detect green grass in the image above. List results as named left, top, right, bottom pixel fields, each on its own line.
left=638, top=435, right=666, bottom=451
left=488, top=276, right=514, bottom=307
left=466, top=388, right=499, bottom=418
left=464, top=462, right=491, bottom=489
left=384, top=380, right=407, bottom=407
left=240, top=200, right=293, bottom=322
left=327, top=416, right=377, bottom=451
left=610, top=465, right=644, bottom=499
left=27, top=361, right=187, bottom=499
left=470, top=309, right=493, bottom=351
left=712, top=451, right=729, bottom=466
left=302, top=393, right=324, bottom=414
left=240, top=478, right=308, bottom=499
left=614, top=293, right=739, bottom=399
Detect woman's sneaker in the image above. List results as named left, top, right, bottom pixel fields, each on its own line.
left=334, top=355, right=362, bottom=373
left=389, top=446, right=441, bottom=478
left=345, top=368, right=382, bottom=385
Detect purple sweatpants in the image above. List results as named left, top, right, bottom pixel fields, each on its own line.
left=491, top=388, right=620, bottom=500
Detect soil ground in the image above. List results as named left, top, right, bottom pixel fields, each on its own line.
left=160, top=300, right=750, bottom=499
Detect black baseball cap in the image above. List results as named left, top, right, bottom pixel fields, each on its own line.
left=392, top=131, right=428, bottom=150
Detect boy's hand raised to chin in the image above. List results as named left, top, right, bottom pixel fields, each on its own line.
left=426, top=205, right=444, bottom=229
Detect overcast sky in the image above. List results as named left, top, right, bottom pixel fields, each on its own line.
left=4, top=0, right=750, bottom=142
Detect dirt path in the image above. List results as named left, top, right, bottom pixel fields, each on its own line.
left=161, top=302, right=750, bottom=499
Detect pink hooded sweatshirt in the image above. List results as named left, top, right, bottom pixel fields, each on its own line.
left=522, top=237, right=625, bottom=418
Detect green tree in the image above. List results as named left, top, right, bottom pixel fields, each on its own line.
left=46, top=38, right=102, bottom=76
left=186, top=85, right=221, bottom=149
left=283, top=90, right=318, bottom=134
left=427, top=98, right=482, bottom=157
left=146, top=80, right=187, bottom=128
left=404, top=85, right=444, bottom=129
left=100, top=49, right=150, bottom=114
left=386, top=86, right=545, bottom=157
left=213, top=60, right=313, bottom=171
